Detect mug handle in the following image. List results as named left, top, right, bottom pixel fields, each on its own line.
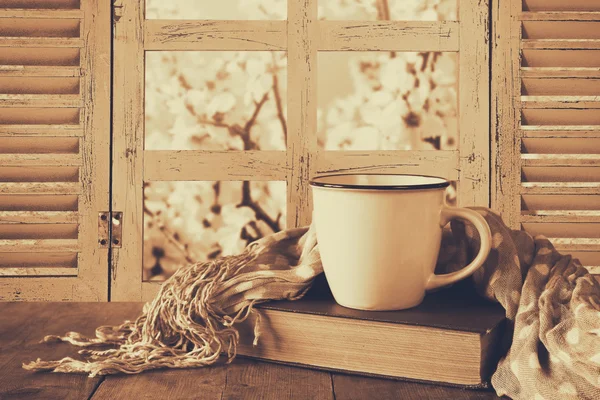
left=425, top=207, right=492, bottom=291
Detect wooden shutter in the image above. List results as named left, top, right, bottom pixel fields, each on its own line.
left=493, top=0, right=600, bottom=275
left=0, top=0, right=110, bottom=300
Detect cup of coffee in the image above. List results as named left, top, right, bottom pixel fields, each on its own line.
left=309, top=174, right=492, bottom=311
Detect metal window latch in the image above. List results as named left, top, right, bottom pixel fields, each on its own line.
left=98, top=212, right=123, bottom=248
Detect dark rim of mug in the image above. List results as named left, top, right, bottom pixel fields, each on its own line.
left=309, top=173, right=450, bottom=191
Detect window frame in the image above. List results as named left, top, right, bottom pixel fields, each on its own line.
left=111, top=0, right=490, bottom=301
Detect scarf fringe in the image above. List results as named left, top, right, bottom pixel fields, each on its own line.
left=23, top=250, right=262, bottom=377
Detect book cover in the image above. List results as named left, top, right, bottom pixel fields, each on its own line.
left=238, top=278, right=507, bottom=388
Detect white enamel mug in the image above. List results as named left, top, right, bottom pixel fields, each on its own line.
left=310, top=174, right=492, bottom=311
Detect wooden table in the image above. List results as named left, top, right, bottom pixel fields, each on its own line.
left=0, top=303, right=502, bottom=399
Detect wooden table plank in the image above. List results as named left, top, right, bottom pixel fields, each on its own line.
left=332, top=374, right=501, bottom=400
left=92, top=367, right=227, bottom=400
left=221, top=358, right=334, bottom=400
left=0, top=303, right=502, bottom=400
left=0, top=303, right=129, bottom=400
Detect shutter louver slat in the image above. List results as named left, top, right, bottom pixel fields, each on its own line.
left=521, top=183, right=600, bottom=195
left=0, top=9, right=83, bottom=19
left=521, top=68, right=600, bottom=78
left=521, top=97, right=600, bottom=109
left=521, top=12, right=600, bottom=21
left=521, top=210, right=600, bottom=223
left=0, top=37, right=83, bottom=47
left=0, top=154, right=82, bottom=166
left=0, top=94, right=82, bottom=108
left=0, top=66, right=81, bottom=77
left=522, top=0, right=600, bottom=12
left=0, top=124, right=83, bottom=136
left=517, top=1, right=600, bottom=275
left=550, top=238, right=600, bottom=251
left=522, top=40, right=600, bottom=50
left=0, top=182, right=81, bottom=194
left=0, top=211, right=77, bottom=224
left=522, top=154, right=600, bottom=166
left=0, top=239, right=79, bottom=252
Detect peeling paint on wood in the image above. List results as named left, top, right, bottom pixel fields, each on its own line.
left=111, top=0, right=145, bottom=301
left=520, top=96, right=600, bottom=109
left=0, top=9, right=83, bottom=19
left=144, top=150, right=288, bottom=181
left=0, top=153, right=82, bottom=166
left=316, top=151, right=460, bottom=181
left=491, top=0, right=521, bottom=228
left=458, top=0, right=490, bottom=208
left=0, top=124, right=84, bottom=136
left=318, top=21, right=459, bottom=51
left=521, top=210, right=600, bottom=223
left=145, top=20, right=287, bottom=51
left=286, top=0, right=317, bottom=229
left=521, top=12, right=600, bottom=22
left=0, top=93, right=82, bottom=107
left=520, top=182, right=600, bottom=195
left=0, top=182, right=81, bottom=195
left=0, top=267, right=77, bottom=277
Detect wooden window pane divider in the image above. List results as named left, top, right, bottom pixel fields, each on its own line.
left=144, top=19, right=459, bottom=52
left=317, top=20, right=459, bottom=51
left=144, top=150, right=288, bottom=181
left=143, top=150, right=460, bottom=182
left=520, top=96, right=600, bottom=109
left=457, top=0, right=490, bottom=207
left=144, top=20, right=287, bottom=51
left=285, top=0, right=317, bottom=228
left=315, top=150, right=460, bottom=181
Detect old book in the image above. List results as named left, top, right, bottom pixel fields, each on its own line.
left=237, top=278, right=507, bottom=388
